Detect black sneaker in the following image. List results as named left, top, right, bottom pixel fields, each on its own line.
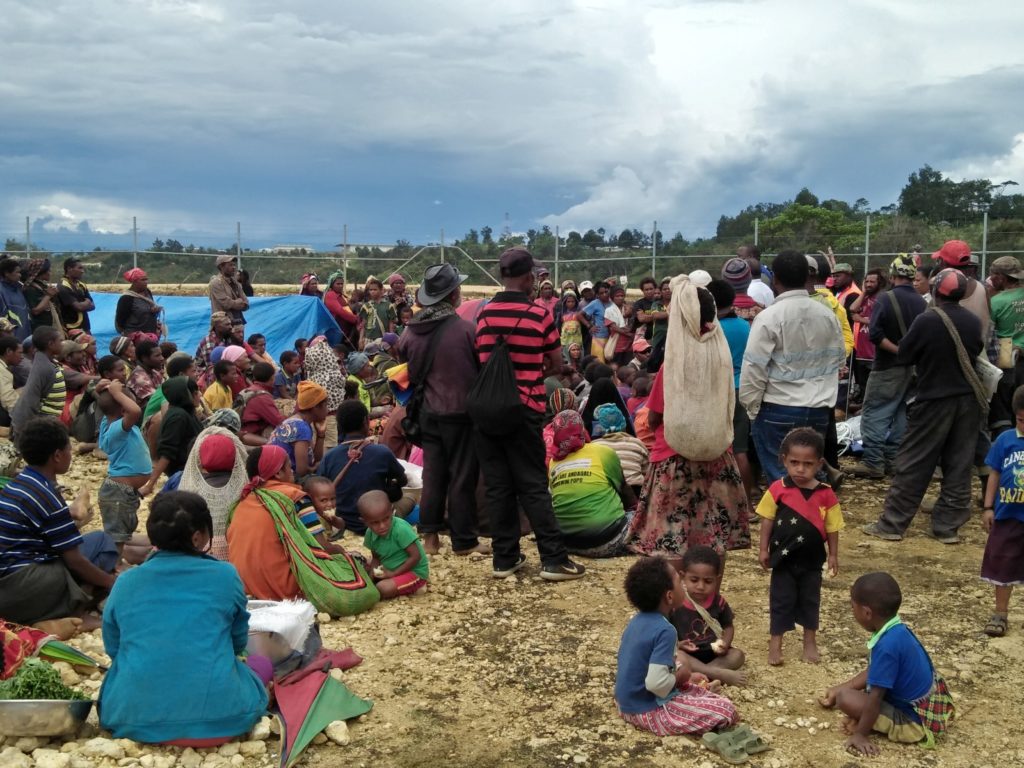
left=492, top=553, right=527, bottom=578
left=540, top=559, right=586, bottom=582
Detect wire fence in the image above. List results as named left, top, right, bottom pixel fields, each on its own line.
left=6, top=215, right=1024, bottom=289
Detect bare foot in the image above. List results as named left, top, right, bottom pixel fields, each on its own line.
left=840, top=716, right=857, bottom=735
left=78, top=614, right=102, bottom=633
left=422, top=533, right=441, bottom=555
left=33, top=617, right=83, bottom=640
left=715, top=667, right=749, bottom=686
left=454, top=542, right=493, bottom=556
left=707, top=680, right=724, bottom=693
left=768, top=636, right=784, bottom=666
left=802, top=635, right=820, bottom=664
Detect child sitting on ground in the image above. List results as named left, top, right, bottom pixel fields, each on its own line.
left=820, top=572, right=953, bottom=755
left=274, top=350, right=303, bottom=399
left=10, top=327, right=66, bottom=436
left=96, top=377, right=153, bottom=564
left=358, top=489, right=428, bottom=599
left=203, top=360, right=237, bottom=411
left=669, top=546, right=747, bottom=687
left=615, top=556, right=738, bottom=736
left=981, top=384, right=1024, bottom=637
left=298, top=475, right=347, bottom=553
left=757, top=427, right=842, bottom=665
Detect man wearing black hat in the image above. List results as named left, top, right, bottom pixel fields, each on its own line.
left=397, top=264, right=487, bottom=557
left=393, top=264, right=485, bottom=561
left=472, top=248, right=585, bottom=581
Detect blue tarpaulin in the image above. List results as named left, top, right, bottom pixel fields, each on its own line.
left=89, top=292, right=342, bottom=362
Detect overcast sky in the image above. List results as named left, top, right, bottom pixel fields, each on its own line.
left=3, top=0, right=1023, bottom=250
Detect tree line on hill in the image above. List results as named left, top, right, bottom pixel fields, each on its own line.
left=6, top=165, right=1024, bottom=286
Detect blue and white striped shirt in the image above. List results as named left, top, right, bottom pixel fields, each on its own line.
left=0, top=467, right=82, bottom=577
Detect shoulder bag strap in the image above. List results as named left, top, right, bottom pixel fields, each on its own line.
left=886, top=291, right=907, bottom=338
left=929, top=306, right=989, bottom=411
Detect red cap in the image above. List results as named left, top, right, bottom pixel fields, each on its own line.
left=931, top=240, right=971, bottom=267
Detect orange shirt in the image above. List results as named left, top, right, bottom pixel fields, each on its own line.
left=227, top=480, right=307, bottom=600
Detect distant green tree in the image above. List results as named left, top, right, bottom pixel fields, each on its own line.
left=794, top=187, right=819, bottom=207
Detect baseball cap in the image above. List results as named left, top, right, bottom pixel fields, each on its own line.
left=216, top=254, right=237, bottom=266
left=499, top=247, right=535, bottom=278
left=832, top=262, right=854, bottom=274
left=933, top=268, right=968, bottom=301
left=805, top=254, right=819, bottom=274
left=931, top=240, right=971, bottom=267
left=579, top=280, right=595, bottom=291
left=632, top=337, right=652, bottom=353
left=989, top=256, right=1024, bottom=280
left=890, top=254, right=917, bottom=279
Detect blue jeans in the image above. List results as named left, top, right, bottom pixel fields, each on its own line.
left=859, top=366, right=915, bottom=470
left=752, top=403, right=831, bottom=483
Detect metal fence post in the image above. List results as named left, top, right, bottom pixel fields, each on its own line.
left=236, top=222, right=242, bottom=271
left=132, top=216, right=138, bottom=269
left=554, top=225, right=560, bottom=287
left=25, top=217, right=30, bottom=256
left=981, top=210, right=989, bottom=275
left=863, top=215, right=871, bottom=275
left=651, top=220, right=657, bottom=278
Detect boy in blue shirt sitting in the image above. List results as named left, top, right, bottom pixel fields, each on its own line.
left=820, top=572, right=953, bottom=755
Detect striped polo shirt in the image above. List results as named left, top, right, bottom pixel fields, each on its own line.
left=39, top=364, right=66, bottom=417
left=0, top=467, right=82, bottom=577
left=475, top=292, right=560, bottom=414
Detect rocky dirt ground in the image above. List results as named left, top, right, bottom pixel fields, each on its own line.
left=4, top=452, right=1023, bottom=768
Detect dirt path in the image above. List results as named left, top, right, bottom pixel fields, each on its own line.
left=58, top=452, right=1024, bottom=768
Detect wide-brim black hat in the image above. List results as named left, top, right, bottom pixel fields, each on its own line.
left=416, top=263, right=468, bottom=307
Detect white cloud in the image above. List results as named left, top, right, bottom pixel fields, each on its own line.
left=944, top=133, right=1024, bottom=187
left=18, top=192, right=194, bottom=235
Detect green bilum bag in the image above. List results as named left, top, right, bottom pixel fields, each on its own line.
left=256, top=488, right=380, bottom=617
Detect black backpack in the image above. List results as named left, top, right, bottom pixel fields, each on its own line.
left=465, top=314, right=525, bottom=435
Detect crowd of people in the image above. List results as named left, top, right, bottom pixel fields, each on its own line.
left=0, top=236, right=1018, bottom=756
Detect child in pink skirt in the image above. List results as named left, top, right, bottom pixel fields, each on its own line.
left=614, top=556, right=738, bottom=736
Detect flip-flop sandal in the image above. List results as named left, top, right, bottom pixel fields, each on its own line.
left=984, top=613, right=1008, bottom=637
left=702, top=728, right=750, bottom=765
left=739, top=731, right=771, bottom=755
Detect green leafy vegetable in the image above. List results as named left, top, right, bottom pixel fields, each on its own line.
left=0, top=659, right=89, bottom=701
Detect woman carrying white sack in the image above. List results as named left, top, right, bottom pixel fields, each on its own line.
left=625, top=273, right=751, bottom=560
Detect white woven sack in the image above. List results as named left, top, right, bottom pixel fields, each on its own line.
left=662, top=274, right=735, bottom=461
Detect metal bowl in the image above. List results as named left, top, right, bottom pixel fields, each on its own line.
left=0, top=699, right=94, bottom=736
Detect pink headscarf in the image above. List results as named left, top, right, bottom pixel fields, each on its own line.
left=221, top=345, right=248, bottom=363
left=128, top=331, right=158, bottom=345
left=386, top=273, right=405, bottom=286
left=551, top=410, right=589, bottom=461
left=123, top=268, right=148, bottom=283
left=240, top=444, right=289, bottom=499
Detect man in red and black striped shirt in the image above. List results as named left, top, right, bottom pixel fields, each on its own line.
left=474, top=248, right=585, bottom=582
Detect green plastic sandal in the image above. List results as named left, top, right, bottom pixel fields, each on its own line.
left=702, top=728, right=750, bottom=765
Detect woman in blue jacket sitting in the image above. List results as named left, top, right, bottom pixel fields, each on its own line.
left=99, top=491, right=269, bottom=746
